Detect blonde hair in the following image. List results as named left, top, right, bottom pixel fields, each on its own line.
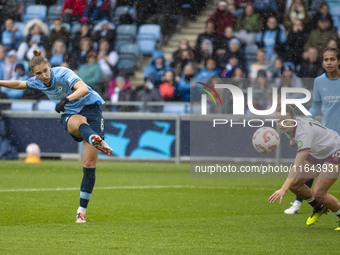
left=29, top=50, right=49, bottom=72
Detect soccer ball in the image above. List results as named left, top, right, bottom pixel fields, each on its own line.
left=26, top=143, right=41, bottom=157
left=252, top=127, right=280, bottom=154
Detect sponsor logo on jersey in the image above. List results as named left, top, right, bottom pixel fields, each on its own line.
left=298, top=140, right=303, bottom=149
left=57, top=86, right=62, bottom=91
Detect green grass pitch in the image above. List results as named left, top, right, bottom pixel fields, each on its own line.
left=1, top=160, right=340, bottom=254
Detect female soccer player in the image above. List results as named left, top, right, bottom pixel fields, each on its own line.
left=284, top=47, right=340, bottom=214
left=0, top=50, right=112, bottom=223
left=268, top=105, right=340, bottom=230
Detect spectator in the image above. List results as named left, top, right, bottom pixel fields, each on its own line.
left=234, top=3, right=262, bottom=45
left=91, top=19, right=115, bottom=51
left=97, top=39, right=119, bottom=99
left=61, top=0, right=87, bottom=24
left=249, top=49, right=270, bottom=78
left=285, top=19, right=308, bottom=66
left=283, top=0, right=309, bottom=31
left=48, top=40, right=68, bottom=67
left=311, top=2, right=333, bottom=30
left=71, top=20, right=92, bottom=53
left=267, top=57, right=284, bottom=79
left=159, top=70, right=176, bottom=101
left=231, top=67, right=248, bottom=89
left=220, top=53, right=240, bottom=78
left=256, top=16, right=286, bottom=61
left=215, top=26, right=235, bottom=57
left=195, top=39, right=215, bottom=69
left=171, top=49, right=196, bottom=78
left=195, top=58, right=221, bottom=81
left=176, top=64, right=195, bottom=102
left=17, top=19, right=49, bottom=61
left=275, top=65, right=303, bottom=93
left=83, top=0, right=111, bottom=23
left=109, top=75, right=134, bottom=112
left=70, top=37, right=93, bottom=70
left=136, top=75, right=163, bottom=112
left=310, top=0, right=328, bottom=15
left=218, top=38, right=245, bottom=70
left=304, top=15, right=339, bottom=54
left=3, top=50, right=18, bottom=80
left=1, top=18, right=23, bottom=50
left=143, top=50, right=172, bottom=87
left=77, top=51, right=103, bottom=93
left=327, top=39, right=338, bottom=49
left=298, top=47, right=323, bottom=87
left=171, top=39, right=195, bottom=67
left=2, top=63, right=28, bottom=99
left=45, top=18, right=71, bottom=55
left=207, top=1, right=235, bottom=36
left=251, top=69, right=271, bottom=90
left=194, top=21, right=218, bottom=55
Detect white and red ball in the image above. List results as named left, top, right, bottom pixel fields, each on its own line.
left=252, top=127, right=280, bottom=154
left=26, top=143, right=41, bottom=157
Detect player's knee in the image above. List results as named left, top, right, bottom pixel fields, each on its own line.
left=76, top=116, right=88, bottom=126
left=83, top=158, right=96, bottom=168
left=312, top=189, right=326, bottom=201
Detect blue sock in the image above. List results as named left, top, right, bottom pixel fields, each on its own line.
left=80, top=167, right=96, bottom=209
left=79, top=123, right=97, bottom=144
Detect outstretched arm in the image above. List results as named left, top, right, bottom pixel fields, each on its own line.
left=0, top=80, right=27, bottom=89
left=268, top=150, right=309, bottom=204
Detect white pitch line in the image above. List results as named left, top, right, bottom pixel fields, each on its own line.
left=1, top=185, right=338, bottom=193
left=0, top=185, right=196, bottom=193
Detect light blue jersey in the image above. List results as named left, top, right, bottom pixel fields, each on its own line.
left=26, top=67, right=105, bottom=114
left=309, top=73, right=340, bottom=135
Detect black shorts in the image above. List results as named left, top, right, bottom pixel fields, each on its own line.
left=60, top=104, right=104, bottom=142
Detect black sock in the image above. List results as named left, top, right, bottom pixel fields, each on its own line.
left=308, top=199, right=323, bottom=211
left=80, top=167, right=96, bottom=208
left=79, top=124, right=97, bottom=144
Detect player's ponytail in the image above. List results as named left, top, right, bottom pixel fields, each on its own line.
left=29, top=50, right=49, bottom=72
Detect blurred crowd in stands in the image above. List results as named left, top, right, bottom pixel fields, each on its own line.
left=0, top=0, right=339, bottom=113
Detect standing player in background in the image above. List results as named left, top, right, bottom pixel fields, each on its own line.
left=269, top=105, right=340, bottom=230
left=284, top=47, right=340, bottom=215
left=0, top=50, right=113, bottom=223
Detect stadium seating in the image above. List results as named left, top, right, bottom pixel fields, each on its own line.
left=23, top=5, right=47, bottom=23
left=162, top=104, right=188, bottom=114
left=36, top=100, right=56, bottom=112
left=117, top=43, right=141, bottom=74
left=47, top=5, right=62, bottom=25
left=112, top=5, right=131, bottom=25
left=10, top=102, right=34, bottom=112
left=137, top=24, right=162, bottom=55
left=116, top=24, right=137, bottom=43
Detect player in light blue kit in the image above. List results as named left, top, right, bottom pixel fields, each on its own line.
left=284, top=47, right=340, bottom=217
left=0, top=50, right=113, bottom=223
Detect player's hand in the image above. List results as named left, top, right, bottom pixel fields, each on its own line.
left=268, top=189, right=286, bottom=204
left=55, top=97, right=69, bottom=113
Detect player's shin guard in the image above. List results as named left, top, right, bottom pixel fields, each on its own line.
left=80, top=167, right=96, bottom=209
left=79, top=123, right=98, bottom=144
